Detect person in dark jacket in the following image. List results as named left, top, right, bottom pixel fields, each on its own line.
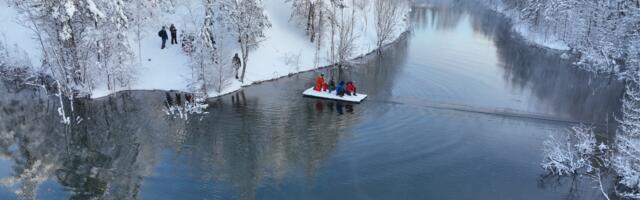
left=159, top=26, right=168, bottom=49
left=336, top=81, right=346, bottom=97
left=232, top=53, right=241, bottom=79
left=328, top=79, right=336, bottom=92
left=170, top=24, right=178, bottom=45
left=165, top=92, right=174, bottom=107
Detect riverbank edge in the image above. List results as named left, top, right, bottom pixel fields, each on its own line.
left=93, top=30, right=412, bottom=101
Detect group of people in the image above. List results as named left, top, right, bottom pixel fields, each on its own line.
left=159, top=24, right=244, bottom=81
left=314, top=74, right=357, bottom=97
left=158, top=24, right=178, bottom=49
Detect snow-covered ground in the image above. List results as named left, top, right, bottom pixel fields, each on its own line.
left=0, top=0, right=409, bottom=99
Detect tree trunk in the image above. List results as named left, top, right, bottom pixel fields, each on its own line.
left=239, top=31, right=252, bottom=83
left=240, top=52, right=248, bottom=83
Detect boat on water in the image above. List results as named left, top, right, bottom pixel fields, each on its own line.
left=302, top=87, right=368, bottom=103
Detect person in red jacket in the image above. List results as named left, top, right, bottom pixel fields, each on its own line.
left=314, top=74, right=325, bottom=91
left=345, top=81, right=357, bottom=96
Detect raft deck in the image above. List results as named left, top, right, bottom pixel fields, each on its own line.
left=302, top=87, right=368, bottom=103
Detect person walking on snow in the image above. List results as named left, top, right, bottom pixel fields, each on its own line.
left=170, top=24, right=178, bottom=45
left=158, top=26, right=168, bottom=49
left=232, top=53, right=242, bottom=79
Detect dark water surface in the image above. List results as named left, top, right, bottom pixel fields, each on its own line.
left=0, top=1, right=626, bottom=200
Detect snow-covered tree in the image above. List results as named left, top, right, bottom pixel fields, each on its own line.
left=221, top=0, right=271, bottom=83
left=614, top=74, right=640, bottom=198
left=187, top=0, right=235, bottom=95
left=93, top=0, right=137, bottom=92
left=542, top=124, right=598, bottom=175
left=541, top=124, right=611, bottom=199
left=480, top=0, right=640, bottom=75
left=10, top=0, right=97, bottom=95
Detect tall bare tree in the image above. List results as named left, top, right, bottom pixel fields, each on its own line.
left=221, top=0, right=271, bottom=83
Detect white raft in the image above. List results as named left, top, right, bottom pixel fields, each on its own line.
left=302, top=87, right=368, bottom=103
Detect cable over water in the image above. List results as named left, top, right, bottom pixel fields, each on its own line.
left=371, top=97, right=606, bottom=126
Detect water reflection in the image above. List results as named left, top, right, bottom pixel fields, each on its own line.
left=410, top=1, right=624, bottom=125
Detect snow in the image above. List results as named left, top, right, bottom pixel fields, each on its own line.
left=91, top=37, right=191, bottom=97
left=63, top=0, right=76, bottom=19
left=513, top=24, right=570, bottom=51
left=86, top=0, right=105, bottom=18
left=2, top=0, right=409, bottom=99
left=302, top=87, right=368, bottom=103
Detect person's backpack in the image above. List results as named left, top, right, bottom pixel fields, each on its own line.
left=158, top=30, right=162, bottom=37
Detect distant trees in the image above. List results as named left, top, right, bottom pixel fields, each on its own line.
left=482, top=0, right=640, bottom=74
left=288, top=0, right=408, bottom=67
left=614, top=74, right=640, bottom=198
left=500, top=1, right=640, bottom=198
left=484, top=0, right=640, bottom=197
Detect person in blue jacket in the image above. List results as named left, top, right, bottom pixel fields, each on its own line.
left=336, top=81, right=346, bottom=97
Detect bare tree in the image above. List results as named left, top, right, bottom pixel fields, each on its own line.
left=221, top=0, right=271, bottom=83
left=325, top=0, right=358, bottom=66
left=374, top=0, right=405, bottom=50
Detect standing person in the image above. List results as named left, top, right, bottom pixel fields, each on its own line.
left=232, top=53, right=242, bottom=79
left=158, top=26, right=168, bottom=49
left=170, top=24, right=178, bottom=45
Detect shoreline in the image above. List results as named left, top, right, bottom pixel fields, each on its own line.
left=92, top=30, right=412, bottom=101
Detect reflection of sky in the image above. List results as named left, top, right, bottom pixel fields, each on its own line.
left=396, top=5, right=623, bottom=124
left=395, top=10, right=528, bottom=113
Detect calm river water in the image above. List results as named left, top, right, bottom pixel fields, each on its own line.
left=0, top=1, right=626, bottom=200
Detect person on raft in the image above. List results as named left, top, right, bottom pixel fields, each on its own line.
left=314, top=74, right=325, bottom=91
left=314, top=74, right=357, bottom=96
left=328, top=79, right=336, bottom=92
left=336, top=81, right=346, bottom=96
left=346, top=81, right=357, bottom=96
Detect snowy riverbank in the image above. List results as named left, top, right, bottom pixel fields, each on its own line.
left=479, top=0, right=640, bottom=75
left=0, top=0, right=410, bottom=99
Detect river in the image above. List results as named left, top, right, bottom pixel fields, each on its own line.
left=0, top=1, right=626, bottom=200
